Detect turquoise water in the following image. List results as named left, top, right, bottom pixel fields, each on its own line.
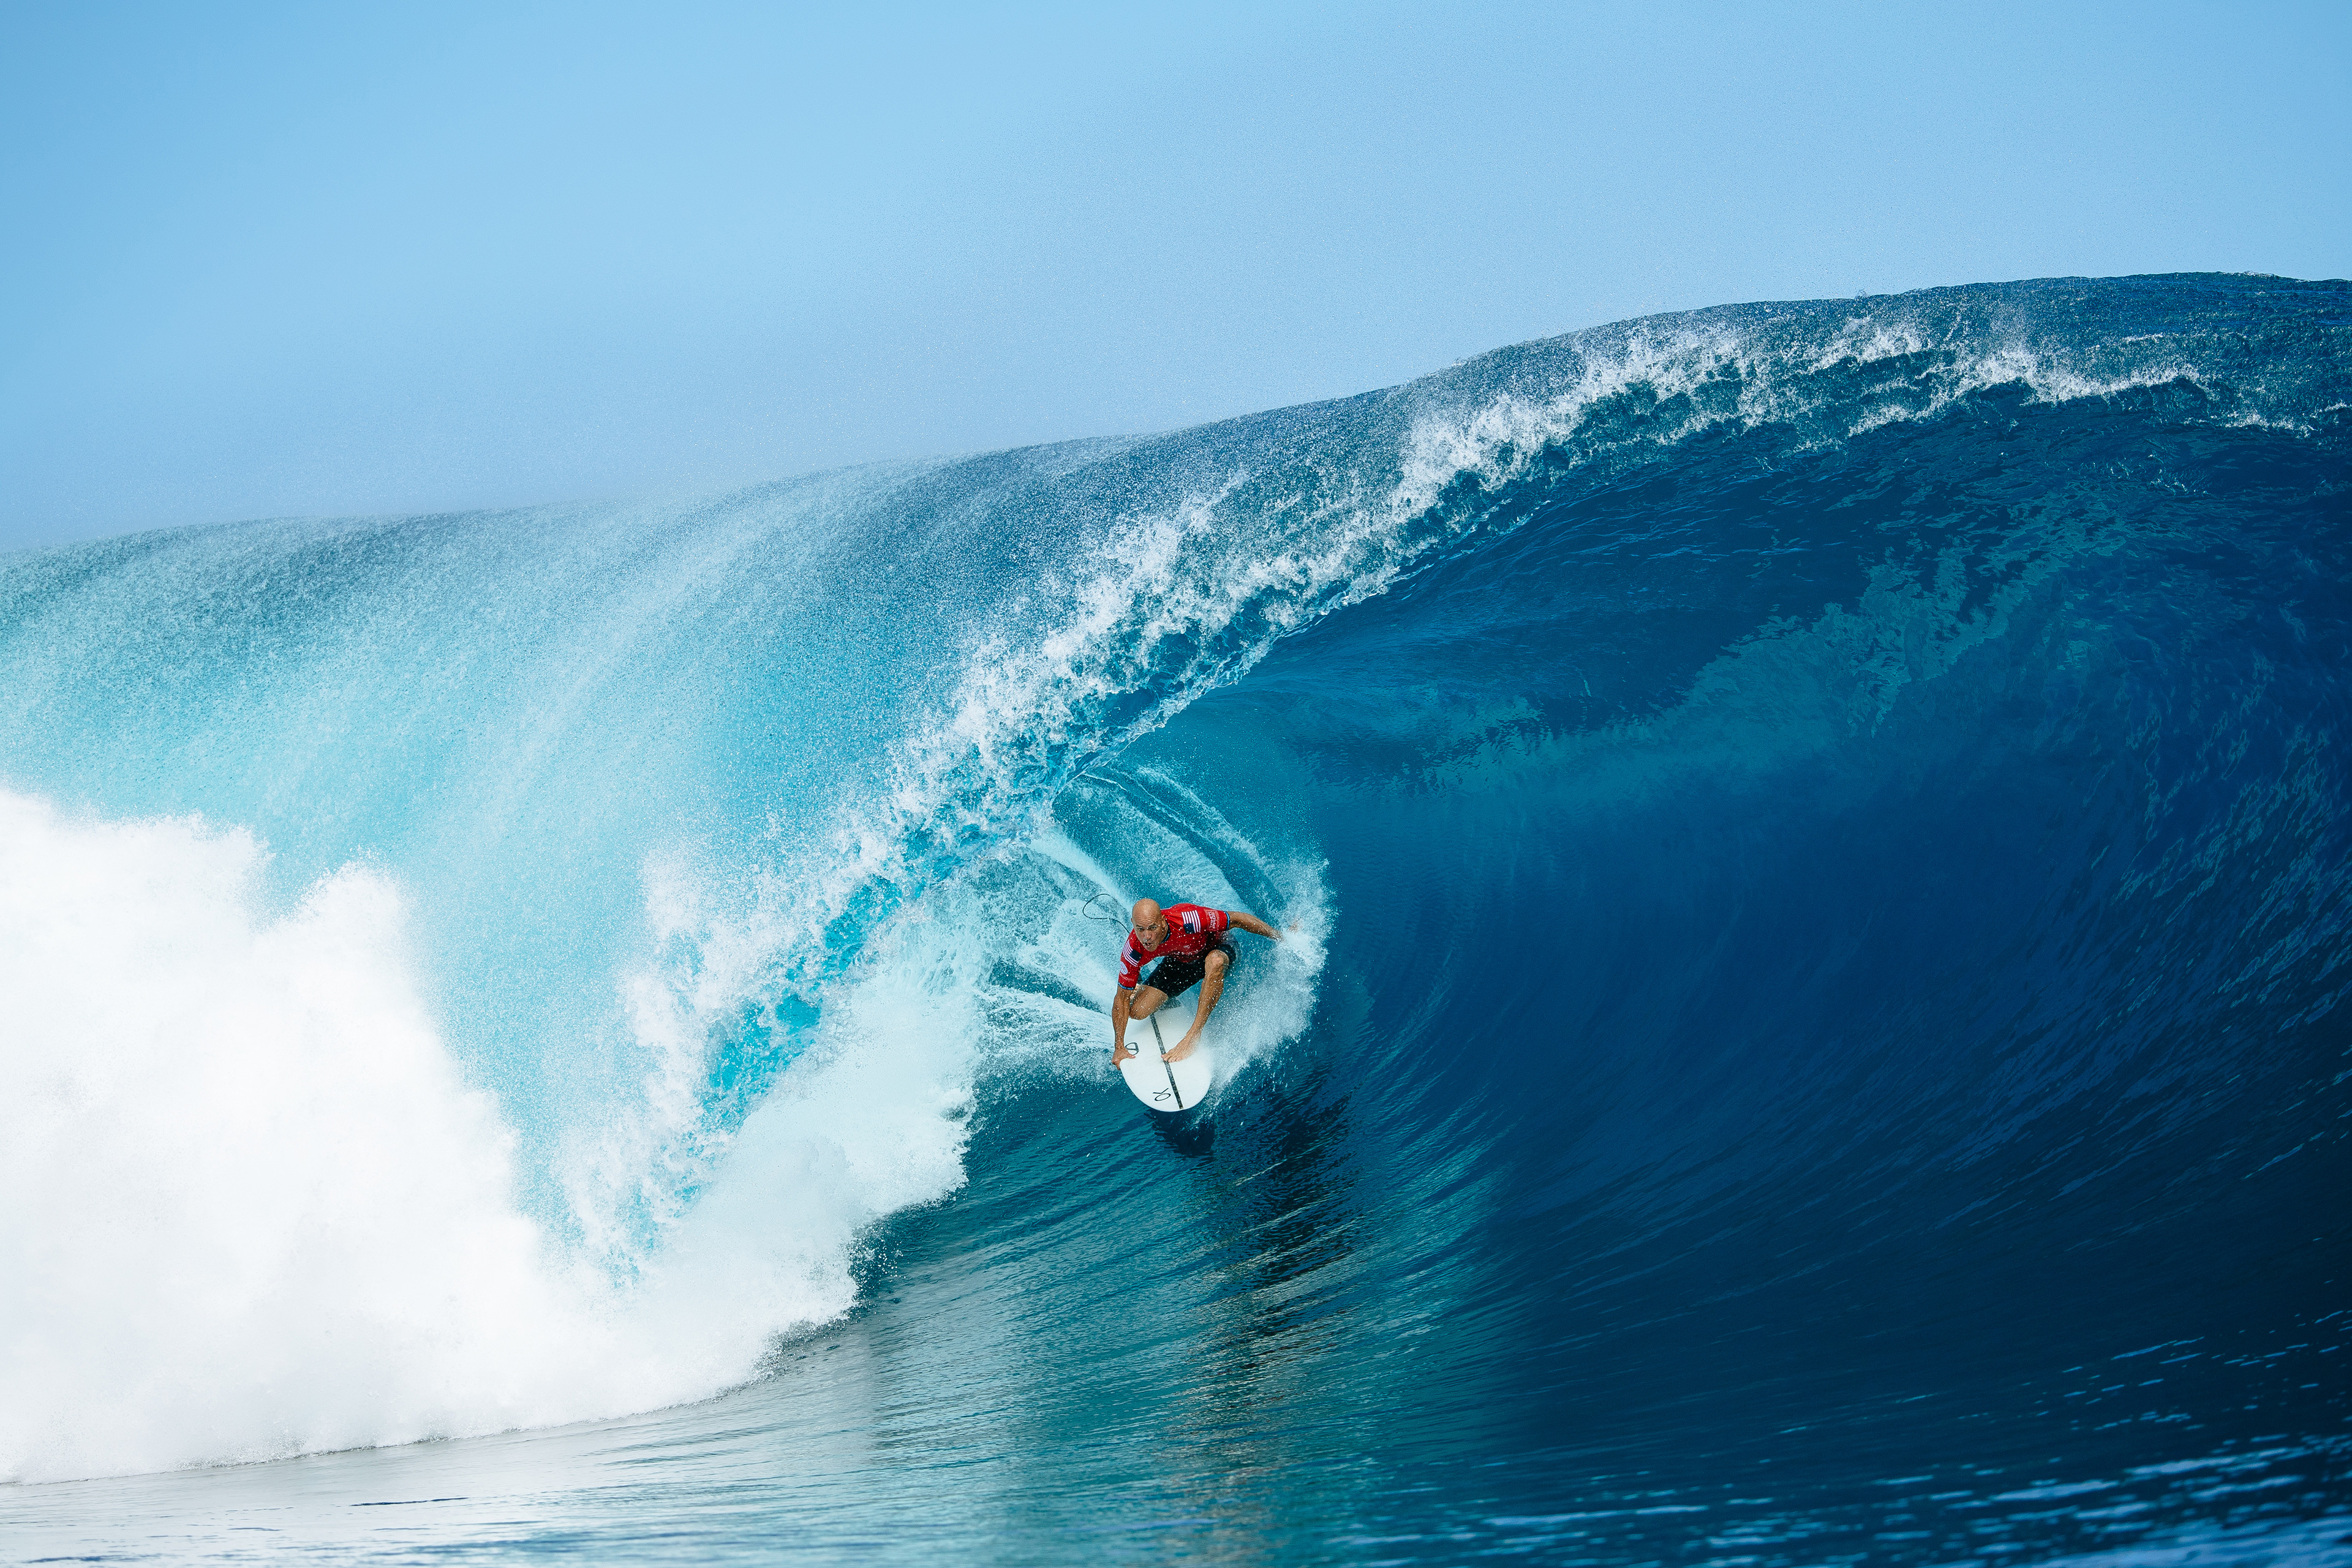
left=2, top=274, right=2346, bottom=1562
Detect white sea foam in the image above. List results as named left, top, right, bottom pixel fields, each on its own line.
left=0, top=789, right=967, bottom=1483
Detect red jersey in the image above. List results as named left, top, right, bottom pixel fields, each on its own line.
left=1118, top=903, right=1230, bottom=989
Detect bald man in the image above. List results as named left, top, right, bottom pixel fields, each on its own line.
left=1110, top=898, right=1283, bottom=1068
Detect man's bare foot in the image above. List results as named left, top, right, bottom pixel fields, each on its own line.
left=1163, top=1032, right=1200, bottom=1064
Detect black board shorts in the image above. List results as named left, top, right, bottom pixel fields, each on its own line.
left=1143, top=938, right=1231, bottom=998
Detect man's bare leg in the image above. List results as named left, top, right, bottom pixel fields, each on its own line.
left=1129, top=986, right=1169, bottom=1019
left=1163, top=949, right=1228, bottom=1063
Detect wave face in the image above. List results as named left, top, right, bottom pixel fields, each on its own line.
left=2, top=274, right=2348, bottom=1562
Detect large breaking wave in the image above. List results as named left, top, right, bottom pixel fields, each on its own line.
left=2, top=274, right=2345, bottom=1561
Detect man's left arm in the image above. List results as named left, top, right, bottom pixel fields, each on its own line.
left=1226, top=911, right=1281, bottom=940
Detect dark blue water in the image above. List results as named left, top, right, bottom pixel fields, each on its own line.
left=2, top=274, right=2347, bottom=1563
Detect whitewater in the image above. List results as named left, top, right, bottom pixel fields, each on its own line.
left=1, top=273, right=2346, bottom=1564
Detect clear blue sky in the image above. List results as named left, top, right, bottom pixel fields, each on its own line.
left=3, top=1, right=2345, bottom=549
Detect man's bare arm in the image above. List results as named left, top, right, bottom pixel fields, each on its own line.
left=1110, top=987, right=1137, bottom=1062
left=1227, top=912, right=1281, bottom=940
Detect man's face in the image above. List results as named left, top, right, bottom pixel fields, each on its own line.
left=1134, top=910, right=1169, bottom=946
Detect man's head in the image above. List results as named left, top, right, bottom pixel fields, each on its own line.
left=1131, top=899, right=1168, bottom=945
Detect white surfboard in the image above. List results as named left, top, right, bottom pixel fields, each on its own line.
left=1117, top=997, right=1213, bottom=1113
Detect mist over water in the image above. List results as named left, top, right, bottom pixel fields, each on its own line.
left=2, top=274, right=2346, bottom=1563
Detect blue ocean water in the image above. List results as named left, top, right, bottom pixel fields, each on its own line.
left=1, top=274, right=2347, bottom=1564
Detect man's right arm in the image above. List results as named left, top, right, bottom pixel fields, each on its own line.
left=1110, top=987, right=1137, bottom=1063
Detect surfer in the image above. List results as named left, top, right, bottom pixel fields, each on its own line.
left=1110, top=899, right=1282, bottom=1067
